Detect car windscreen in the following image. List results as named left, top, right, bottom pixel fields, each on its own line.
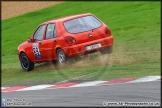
left=63, top=15, right=102, bottom=34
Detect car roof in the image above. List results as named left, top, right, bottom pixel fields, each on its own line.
left=41, top=13, right=93, bottom=24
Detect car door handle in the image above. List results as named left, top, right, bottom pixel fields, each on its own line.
left=39, top=42, right=41, bottom=45
left=54, top=40, right=57, bottom=42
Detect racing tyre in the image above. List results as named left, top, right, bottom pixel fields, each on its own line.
left=100, top=46, right=113, bottom=55
left=56, top=49, right=67, bottom=65
left=20, top=53, right=34, bottom=71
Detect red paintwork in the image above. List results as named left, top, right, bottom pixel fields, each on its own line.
left=17, top=13, right=113, bottom=63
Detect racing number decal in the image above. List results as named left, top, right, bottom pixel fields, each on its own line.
left=32, top=43, right=42, bottom=59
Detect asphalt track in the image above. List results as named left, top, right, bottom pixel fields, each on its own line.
left=2, top=81, right=161, bottom=107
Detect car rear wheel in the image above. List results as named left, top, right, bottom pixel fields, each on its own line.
left=100, top=46, right=113, bottom=55
left=56, top=49, right=67, bottom=65
left=20, top=53, right=34, bottom=71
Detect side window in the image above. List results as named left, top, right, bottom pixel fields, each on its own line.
left=45, top=24, right=56, bottom=39
left=34, top=25, right=46, bottom=41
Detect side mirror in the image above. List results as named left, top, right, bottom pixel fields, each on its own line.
left=27, top=39, right=32, bottom=43
left=28, top=35, right=34, bottom=42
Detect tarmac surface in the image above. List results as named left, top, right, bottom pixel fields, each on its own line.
left=2, top=81, right=161, bottom=107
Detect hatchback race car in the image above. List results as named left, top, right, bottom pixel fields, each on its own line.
left=17, top=13, right=113, bottom=71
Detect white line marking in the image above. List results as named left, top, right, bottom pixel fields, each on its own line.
left=2, top=76, right=160, bottom=92
left=16, top=85, right=53, bottom=91
left=1, top=87, right=8, bottom=90
left=71, top=81, right=107, bottom=87
left=126, top=76, right=161, bottom=83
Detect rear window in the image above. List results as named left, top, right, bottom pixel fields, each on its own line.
left=63, top=15, right=102, bottom=33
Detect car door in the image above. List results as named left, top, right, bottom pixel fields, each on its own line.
left=39, top=23, right=57, bottom=60
left=31, top=24, right=46, bottom=61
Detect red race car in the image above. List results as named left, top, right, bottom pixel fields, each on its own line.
left=17, top=13, right=114, bottom=71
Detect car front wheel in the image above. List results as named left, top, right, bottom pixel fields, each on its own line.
left=20, top=53, right=34, bottom=71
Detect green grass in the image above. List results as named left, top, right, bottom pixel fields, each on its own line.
left=1, top=1, right=161, bottom=86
